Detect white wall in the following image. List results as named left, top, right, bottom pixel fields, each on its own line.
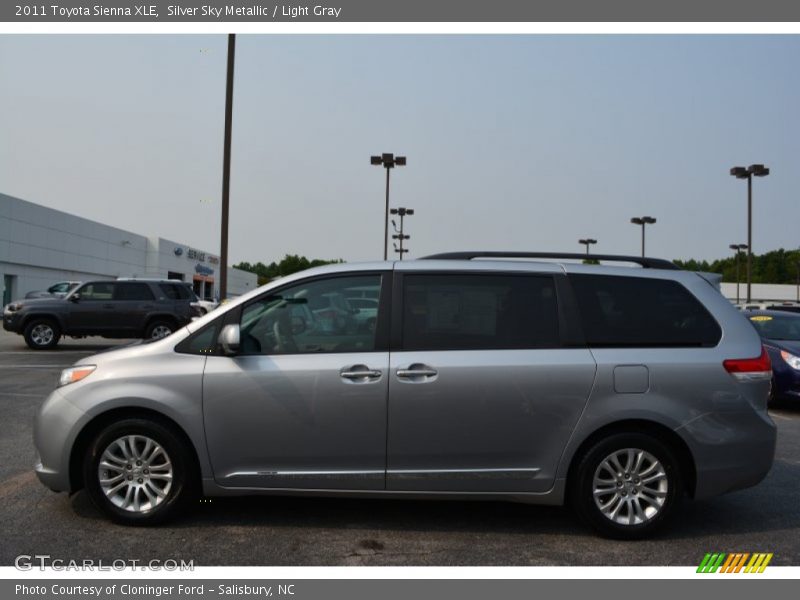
left=0, top=193, right=256, bottom=302
left=721, top=282, right=800, bottom=303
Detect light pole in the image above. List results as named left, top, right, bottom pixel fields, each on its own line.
left=391, top=207, right=414, bottom=260
left=219, top=33, right=236, bottom=301
left=730, top=164, right=770, bottom=303
left=729, top=243, right=747, bottom=305
left=371, top=153, right=406, bottom=260
left=630, top=216, right=656, bottom=257
left=578, top=238, right=597, bottom=256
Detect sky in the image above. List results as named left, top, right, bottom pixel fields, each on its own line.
left=1, top=35, right=798, bottom=265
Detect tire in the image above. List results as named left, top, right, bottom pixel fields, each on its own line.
left=23, top=318, right=61, bottom=350
left=569, top=432, right=683, bottom=539
left=144, top=320, right=175, bottom=340
left=82, top=418, right=197, bottom=525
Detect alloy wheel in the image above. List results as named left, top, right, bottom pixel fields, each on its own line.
left=97, top=435, right=173, bottom=513
left=592, top=448, right=668, bottom=526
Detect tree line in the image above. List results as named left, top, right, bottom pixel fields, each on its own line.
left=234, top=255, right=344, bottom=285
left=235, top=249, right=800, bottom=286
left=674, top=248, right=800, bottom=284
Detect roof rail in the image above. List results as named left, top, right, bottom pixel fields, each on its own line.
left=418, top=251, right=679, bottom=270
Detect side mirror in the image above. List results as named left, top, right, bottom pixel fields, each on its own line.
left=69, top=293, right=81, bottom=303
left=219, top=324, right=240, bottom=355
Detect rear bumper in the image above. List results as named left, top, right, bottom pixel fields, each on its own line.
left=677, top=409, right=777, bottom=499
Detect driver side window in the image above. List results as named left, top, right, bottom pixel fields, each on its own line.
left=239, top=275, right=382, bottom=355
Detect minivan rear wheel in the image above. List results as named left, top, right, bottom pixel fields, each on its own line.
left=570, top=432, right=683, bottom=539
left=83, top=418, right=196, bottom=525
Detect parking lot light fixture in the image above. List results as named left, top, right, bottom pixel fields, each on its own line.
left=371, top=153, right=407, bottom=260
left=390, top=207, right=414, bottom=260
left=730, top=164, right=770, bottom=303
left=729, top=243, right=748, bottom=305
left=630, top=216, right=656, bottom=257
left=578, top=238, right=597, bottom=256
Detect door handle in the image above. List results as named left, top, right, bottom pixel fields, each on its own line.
left=340, top=365, right=382, bottom=380
left=102, top=303, right=114, bottom=309
left=396, top=364, right=438, bottom=379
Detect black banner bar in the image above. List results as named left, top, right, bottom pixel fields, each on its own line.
left=4, top=0, right=800, bottom=23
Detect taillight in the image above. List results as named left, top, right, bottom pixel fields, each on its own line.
left=723, top=346, right=772, bottom=382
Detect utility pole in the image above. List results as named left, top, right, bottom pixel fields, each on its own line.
left=729, top=243, right=747, bottom=305
left=578, top=238, right=597, bottom=256
left=630, top=216, right=656, bottom=257
left=219, top=33, right=236, bottom=300
left=370, top=153, right=406, bottom=260
left=730, top=164, right=770, bottom=303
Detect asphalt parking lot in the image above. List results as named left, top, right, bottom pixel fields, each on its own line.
left=1, top=329, right=799, bottom=567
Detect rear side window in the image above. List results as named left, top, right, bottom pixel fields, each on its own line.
left=114, top=282, right=155, bottom=301
left=570, top=274, right=721, bottom=348
left=402, top=274, right=559, bottom=351
left=159, top=283, right=192, bottom=300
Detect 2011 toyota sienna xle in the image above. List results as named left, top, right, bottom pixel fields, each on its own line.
left=33, top=252, right=777, bottom=538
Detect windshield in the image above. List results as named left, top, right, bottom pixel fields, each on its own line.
left=748, top=314, right=800, bottom=341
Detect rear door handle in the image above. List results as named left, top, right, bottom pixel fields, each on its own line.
left=396, top=364, right=438, bottom=379
left=102, top=303, right=115, bottom=309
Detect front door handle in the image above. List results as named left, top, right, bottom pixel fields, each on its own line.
left=396, top=364, right=438, bottom=379
left=340, top=365, right=382, bottom=381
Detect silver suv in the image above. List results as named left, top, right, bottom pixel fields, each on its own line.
left=33, top=252, right=776, bottom=538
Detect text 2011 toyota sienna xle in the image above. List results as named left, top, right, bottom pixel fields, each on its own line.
left=33, top=252, right=776, bottom=538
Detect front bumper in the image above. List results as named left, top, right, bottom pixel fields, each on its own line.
left=2, top=311, right=22, bottom=333
left=33, top=388, right=87, bottom=493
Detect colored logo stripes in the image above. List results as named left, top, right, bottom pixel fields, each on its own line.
left=697, top=553, right=773, bottom=573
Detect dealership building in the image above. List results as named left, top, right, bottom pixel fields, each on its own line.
left=0, top=193, right=257, bottom=306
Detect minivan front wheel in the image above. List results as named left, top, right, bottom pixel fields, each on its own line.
left=570, top=433, right=683, bottom=539
left=83, top=418, right=196, bottom=525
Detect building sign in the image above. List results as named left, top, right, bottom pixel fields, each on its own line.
left=174, top=247, right=184, bottom=256
left=195, top=263, right=214, bottom=276
left=208, top=256, right=220, bottom=265
left=187, top=248, right=206, bottom=262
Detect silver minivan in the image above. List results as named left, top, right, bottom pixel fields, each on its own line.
left=33, top=252, right=777, bottom=538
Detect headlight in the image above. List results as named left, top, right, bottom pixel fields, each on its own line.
left=59, top=365, right=96, bottom=387
left=4, top=302, right=23, bottom=312
left=780, top=350, right=800, bottom=371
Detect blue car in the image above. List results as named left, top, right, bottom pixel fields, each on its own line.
left=745, top=309, right=800, bottom=403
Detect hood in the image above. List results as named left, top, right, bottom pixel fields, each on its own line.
left=10, top=296, right=68, bottom=308
left=74, top=326, right=193, bottom=366
left=766, top=339, right=800, bottom=355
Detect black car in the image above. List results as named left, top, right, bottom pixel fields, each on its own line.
left=3, top=280, right=194, bottom=349
left=745, top=309, right=800, bottom=404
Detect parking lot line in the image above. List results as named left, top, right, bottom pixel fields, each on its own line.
left=0, top=365, right=72, bottom=369
left=0, top=351, right=96, bottom=355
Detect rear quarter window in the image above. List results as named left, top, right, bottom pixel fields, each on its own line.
left=570, top=274, right=721, bottom=348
